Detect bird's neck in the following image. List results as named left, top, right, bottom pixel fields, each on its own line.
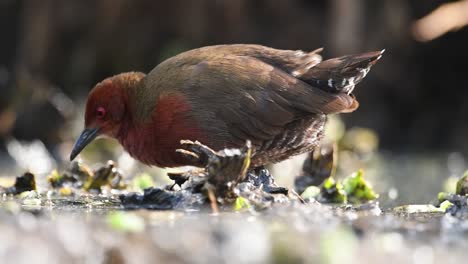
left=126, top=75, right=164, bottom=123
left=117, top=117, right=160, bottom=165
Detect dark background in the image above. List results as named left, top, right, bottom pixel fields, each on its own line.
left=0, top=0, right=467, bottom=162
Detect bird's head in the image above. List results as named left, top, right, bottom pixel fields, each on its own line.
left=70, top=72, right=146, bottom=161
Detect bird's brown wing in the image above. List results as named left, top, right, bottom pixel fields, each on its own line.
left=190, top=45, right=382, bottom=95
left=184, top=55, right=357, bottom=147
left=180, top=44, right=324, bottom=75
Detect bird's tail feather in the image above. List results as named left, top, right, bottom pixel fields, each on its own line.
left=295, top=50, right=384, bottom=94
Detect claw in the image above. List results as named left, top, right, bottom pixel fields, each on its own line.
left=178, top=140, right=219, bottom=167
left=180, top=140, right=216, bottom=156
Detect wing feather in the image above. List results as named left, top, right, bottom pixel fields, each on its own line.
left=184, top=55, right=356, bottom=149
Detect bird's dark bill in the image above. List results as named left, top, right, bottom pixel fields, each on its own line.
left=70, top=127, right=99, bottom=161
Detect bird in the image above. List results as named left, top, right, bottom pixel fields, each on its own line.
left=70, top=44, right=383, bottom=168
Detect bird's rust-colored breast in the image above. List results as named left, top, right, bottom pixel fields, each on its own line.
left=120, top=92, right=206, bottom=167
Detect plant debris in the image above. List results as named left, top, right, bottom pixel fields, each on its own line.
left=47, top=160, right=126, bottom=192
left=317, top=176, right=348, bottom=203
left=119, top=173, right=282, bottom=211
left=47, top=161, right=92, bottom=188
left=436, top=170, right=468, bottom=217
left=0, top=172, right=36, bottom=195
left=299, top=169, right=378, bottom=204
left=84, top=160, right=126, bottom=191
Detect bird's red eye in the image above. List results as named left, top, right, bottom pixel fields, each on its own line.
left=96, top=107, right=106, bottom=119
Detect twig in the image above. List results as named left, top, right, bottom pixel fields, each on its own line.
left=206, top=186, right=219, bottom=214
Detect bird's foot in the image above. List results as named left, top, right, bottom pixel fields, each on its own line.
left=176, top=140, right=218, bottom=167
left=176, top=140, right=252, bottom=185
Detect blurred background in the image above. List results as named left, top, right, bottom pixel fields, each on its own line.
left=0, top=0, right=467, bottom=204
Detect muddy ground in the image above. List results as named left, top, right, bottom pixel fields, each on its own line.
left=0, top=153, right=467, bottom=264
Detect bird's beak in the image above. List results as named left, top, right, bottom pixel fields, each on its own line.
left=70, top=127, right=99, bottom=161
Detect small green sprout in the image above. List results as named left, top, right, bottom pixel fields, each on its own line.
left=342, top=169, right=378, bottom=203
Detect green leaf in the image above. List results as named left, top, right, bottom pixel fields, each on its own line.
left=234, top=197, right=251, bottom=211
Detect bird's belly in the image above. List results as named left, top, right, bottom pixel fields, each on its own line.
left=251, top=114, right=326, bottom=166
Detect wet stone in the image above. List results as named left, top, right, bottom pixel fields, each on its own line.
left=120, top=188, right=204, bottom=210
